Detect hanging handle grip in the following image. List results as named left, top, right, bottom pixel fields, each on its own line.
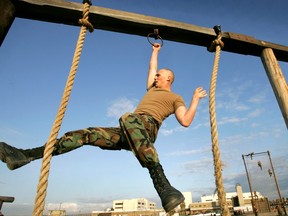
left=147, top=29, right=164, bottom=47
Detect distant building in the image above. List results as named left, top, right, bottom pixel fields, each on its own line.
left=113, top=198, right=156, bottom=211
left=182, top=192, right=193, bottom=209
left=92, top=185, right=271, bottom=216
left=190, top=184, right=271, bottom=215
left=92, top=209, right=161, bottom=216
left=201, top=184, right=264, bottom=203
left=48, top=210, right=66, bottom=216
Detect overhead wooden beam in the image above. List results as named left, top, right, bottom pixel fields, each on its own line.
left=0, top=0, right=16, bottom=46
left=2, top=0, right=288, bottom=62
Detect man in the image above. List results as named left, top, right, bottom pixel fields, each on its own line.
left=0, top=43, right=207, bottom=212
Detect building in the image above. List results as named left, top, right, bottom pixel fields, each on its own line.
left=182, top=192, right=193, bottom=209
left=48, top=210, right=66, bottom=216
left=201, top=184, right=264, bottom=203
left=113, top=198, right=156, bottom=211
left=189, top=184, right=271, bottom=215
left=93, top=186, right=271, bottom=216
left=92, top=209, right=161, bottom=216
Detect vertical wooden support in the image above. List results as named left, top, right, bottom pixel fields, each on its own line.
left=0, top=0, right=16, bottom=46
left=261, top=48, right=288, bottom=129
left=0, top=196, right=15, bottom=216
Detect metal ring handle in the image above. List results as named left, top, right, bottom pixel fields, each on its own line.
left=147, top=32, right=164, bottom=47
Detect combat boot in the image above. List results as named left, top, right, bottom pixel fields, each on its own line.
left=0, top=142, right=44, bottom=170
left=148, top=163, right=185, bottom=212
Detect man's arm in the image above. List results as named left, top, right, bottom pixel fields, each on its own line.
left=175, top=87, right=207, bottom=127
left=147, top=43, right=161, bottom=89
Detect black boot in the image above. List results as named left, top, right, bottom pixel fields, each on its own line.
left=148, top=163, right=185, bottom=212
left=0, top=142, right=44, bottom=170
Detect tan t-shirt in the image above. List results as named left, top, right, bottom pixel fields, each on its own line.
left=134, top=87, right=185, bottom=124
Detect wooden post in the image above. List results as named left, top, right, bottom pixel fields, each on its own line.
left=0, top=196, right=15, bottom=216
left=261, top=48, right=288, bottom=128
left=0, top=0, right=16, bottom=46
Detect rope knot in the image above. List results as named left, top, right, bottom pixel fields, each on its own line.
left=78, top=18, right=94, bottom=32
left=78, top=2, right=94, bottom=33
left=208, top=37, right=224, bottom=52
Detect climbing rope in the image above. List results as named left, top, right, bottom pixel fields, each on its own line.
left=32, top=1, right=94, bottom=215
left=208, top=26, right=231, bottom=216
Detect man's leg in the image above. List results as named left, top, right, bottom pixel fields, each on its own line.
left=0, top=127, right=125, bottom=170
left=119, top=113, right=159, bottom=166
left=119, top=113, right=184, bottom=213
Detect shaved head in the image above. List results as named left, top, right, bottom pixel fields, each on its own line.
left=161, top=68, right=175, bottom=84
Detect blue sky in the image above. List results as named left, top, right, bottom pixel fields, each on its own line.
left=0, top=0, right=287, bottom=215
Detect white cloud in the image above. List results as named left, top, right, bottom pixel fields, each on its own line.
left=216, top=97, right=250, bottom=112
left=106, top=97, right=138, bottom=118
left=219, top=131, right=271, bottom=146
left=46, top=199, right=113, bottom=213
left=248, top=92, right=267, bottom=104
left=0, top=125, right=25, bottom=137
left=159, top=125, right=188, bottom=136
left=217, top=116, right=247, bottom=125
left=46, top=202, right=79, bottom=212
left=181, top=157, right=213, bottom=175
left=247, top=108, right=264, bottom=118
left=167, top=146, right=211, bottom=156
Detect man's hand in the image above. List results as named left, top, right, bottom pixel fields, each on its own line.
left=193, top=87, right=207, bottom=100
left=152, top=43, right=161, bottom=51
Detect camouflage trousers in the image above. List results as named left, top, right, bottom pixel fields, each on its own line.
left=54, top=113, right=160, bottom=167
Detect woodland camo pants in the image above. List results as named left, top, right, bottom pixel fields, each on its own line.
left=54, top=113, right=160, bottom=167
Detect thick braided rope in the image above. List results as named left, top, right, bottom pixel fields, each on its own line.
left=209, top=36, right=231, bottom=216
left=32, top=3, right=93, bottom=216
